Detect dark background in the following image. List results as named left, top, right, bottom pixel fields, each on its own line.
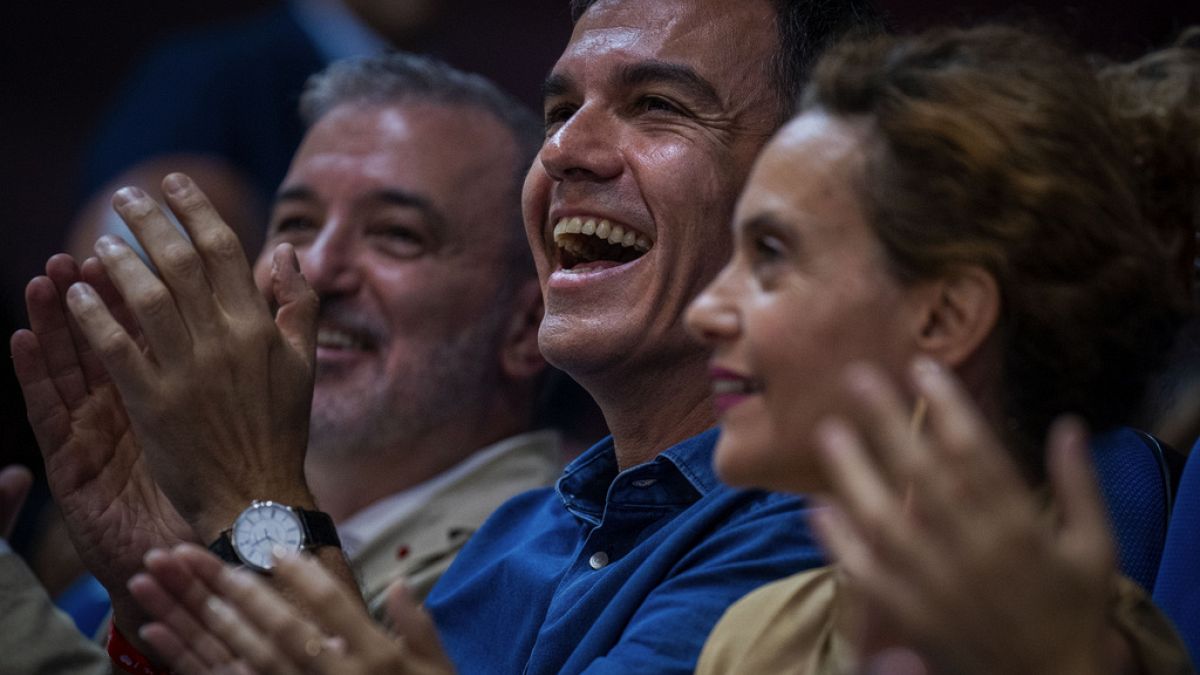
left=2, top=0, right=1199, bottom=474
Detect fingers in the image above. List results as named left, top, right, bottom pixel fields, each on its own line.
left=80, top=255, right=143, bottom=348
left=212, top=564, right=339, bottom=675
left=160, top=174, right=265, bottom=319
left=0, top=465, right=33, bottom=539
left=25, top=273, right=89, bottom=409
left=270, top=552, right=377, bottom=655
left=1045, top=417, right=1114, bottom=569
left=132, top=550, right=237, bottom=668
left=110, top=186, right=220, bottom=339
left=64, top=280, right=153, bottom=402
left=10, top=329, right=68, bottom=454
left=92, top=234, right=190, bottom=367
left=137, top=621, right=220, bottom=675
left=136, top=545, right=302, bottom=675
left=908, top=358, right=1021, bottom=490
left=269, top=244, right=318, bottom=368
left=815, top=418, right=901, bottom=542
left=841, top=363, right=926, bottom=489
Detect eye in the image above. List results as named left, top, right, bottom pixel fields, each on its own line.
left=543, top=102, right=577, bottom=134
left=370, top=223, right=425, bottom=258
left=270, top=215, right=316, bottom=236
left=636, top=95, right=686, bottom=116
left=752, top=233, right=787, bottom=263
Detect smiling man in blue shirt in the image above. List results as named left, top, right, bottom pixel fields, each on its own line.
left=420, top=1, right=883, bottom=672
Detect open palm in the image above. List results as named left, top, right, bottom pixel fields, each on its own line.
left=12, top=255, right=195, bottom=628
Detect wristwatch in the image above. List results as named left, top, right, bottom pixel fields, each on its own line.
left=208, top=500, right=341, bottom=572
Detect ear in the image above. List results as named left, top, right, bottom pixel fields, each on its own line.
left=910, top=265, right=1000, bottom=369
left=499, top=277, right=547, bottom=381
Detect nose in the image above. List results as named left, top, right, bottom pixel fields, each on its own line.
left=685, top=264, right=742, bottom=347
left=538, top=104, right=624, bottom=183
left=295, top=220, right=362, bottom=297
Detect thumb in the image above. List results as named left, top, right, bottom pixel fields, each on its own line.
left=385, top=582, right=456, bottom=671
left=1046, top=416, right=1114, bottom=572
left=0, top=465, right=34, bottom=540
left=270, top=243, right=318, bottom=369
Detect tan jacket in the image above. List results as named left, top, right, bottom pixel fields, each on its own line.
left=696, top=566, right=1195, bottom=675
left=350, top=430, right=562, bottom=620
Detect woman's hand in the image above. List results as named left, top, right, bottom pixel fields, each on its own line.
left=129, top=544, right=456, bottom=675
left=811, top=358, right=1118, bottom=675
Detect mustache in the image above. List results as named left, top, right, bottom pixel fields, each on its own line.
left=314, top=299, right=388, bottom=350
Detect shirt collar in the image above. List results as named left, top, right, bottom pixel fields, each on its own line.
left=338, top=430, right=560, bottom=555
left=287, top=0, right=390, bottom=64
left=556, top=428, right=722, bottom=526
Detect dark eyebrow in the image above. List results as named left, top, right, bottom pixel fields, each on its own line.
left=274, top=185, right=446, bottom=230
left=616, top=61, right=722, bottom=108
left=541, top=72, right=573, bottom=103
left=274, top=185, right=317, bottom=203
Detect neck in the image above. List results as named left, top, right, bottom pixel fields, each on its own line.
left=306, top=405, right=528, bottom=523
left=580, top=350, right=717, bottom=471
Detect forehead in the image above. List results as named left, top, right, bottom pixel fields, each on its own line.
left=559, top=0, right=778, bottom=99
left=287, top=102, right=517, bottom=207
left=739, top=112, right=872, bottom=235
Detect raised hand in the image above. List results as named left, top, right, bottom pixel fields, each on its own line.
left=129, top=544, right=456, bottom=675
left=811, top=359, right=1117, bottom=675
left=11, top=253, right=196, bottom=639
left=65, top=174, right=318, bottom=542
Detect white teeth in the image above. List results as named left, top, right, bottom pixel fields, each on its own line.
left=551, top=216, right=655, bottom=254
left=317, top=329, right=361, bottom=350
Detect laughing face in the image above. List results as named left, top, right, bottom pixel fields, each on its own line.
left=253, top=102, right=522, bottom=460
left=523, top=0, right=781, bottom=390
left=686, top=112, right=924, bottom=493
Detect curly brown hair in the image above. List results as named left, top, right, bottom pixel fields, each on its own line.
left=1098, top=28, right=1200, bottom=302
left=803, top=25, right=1186, bottom=474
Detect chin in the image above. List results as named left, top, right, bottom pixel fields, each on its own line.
left=715, top=428, right=817, bottom=494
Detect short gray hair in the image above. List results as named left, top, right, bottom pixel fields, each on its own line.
left=300, top=51, right=541, bottom=274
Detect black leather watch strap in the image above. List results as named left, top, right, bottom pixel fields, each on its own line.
left=208, top=531, right=239, bottom=565
left=297, top=508, right=342, bottom=550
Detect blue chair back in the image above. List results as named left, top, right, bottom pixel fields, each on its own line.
left=1154, top=437, right=1200, bottom=665
left=1091, top=427, right=1174, bottom=592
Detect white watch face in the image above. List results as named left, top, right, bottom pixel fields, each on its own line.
left=231, top=502, right=304, bottom=571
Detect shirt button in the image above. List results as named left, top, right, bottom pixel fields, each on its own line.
left=589, top=552, right=609, bottom=569
left=632, top=478, right=657, bottom=488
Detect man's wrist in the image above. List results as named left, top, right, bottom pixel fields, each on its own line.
left=194, top=489, right=318, bottom=543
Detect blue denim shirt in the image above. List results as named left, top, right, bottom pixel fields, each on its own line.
left=425, top=428, right=823, bottom=674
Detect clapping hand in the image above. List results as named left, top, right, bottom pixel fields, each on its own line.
left=129, top=544, right=456, bottom=675
left=811, top=359, right=1118, bottom=675
left=12, top=253, right=196, bottom=642
left=64, top=175, right=319, bottom=542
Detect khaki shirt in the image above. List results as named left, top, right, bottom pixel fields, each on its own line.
left=697, top=566, right=1194, bottom=675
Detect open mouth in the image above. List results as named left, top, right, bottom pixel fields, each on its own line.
left=316, top=326, right=376, bottom=353
left=553, top=216, right=653, bottom=272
